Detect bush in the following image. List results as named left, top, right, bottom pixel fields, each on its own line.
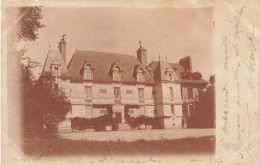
left=126, top=115, right=170, bottom=129
left=71, top=115, right=114, bottom=131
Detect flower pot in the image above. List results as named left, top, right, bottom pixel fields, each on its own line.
left=138, top=124, right=146, bottom=130
left=146, top=125, right=152, bottom=130
left=105, top=125, right=112, bottom=131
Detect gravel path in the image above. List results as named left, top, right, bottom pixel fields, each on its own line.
left=60, top=128, right=215, bottom=142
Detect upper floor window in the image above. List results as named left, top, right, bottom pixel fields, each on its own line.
left=170, top=87, right=173, bottom=98
left=138, top=88, right=144, bottom=100
left=114, top=87, right=121, bottom=99
left=165, top=66, right=174, bottom=81
left=169, top=73, right=173, bottom=81
left=113, top=66, right=121, bottom=81
left=54, top=66, right=59, bottom=76
left=83, top=64, right=93, bottom=80
left=136, top=68, right=145, bottom=82
left=187, top=88, right=193, bottom=99
left=51, top=60, right=61, bottom=76
left=85, top=86, right=92, bottom=99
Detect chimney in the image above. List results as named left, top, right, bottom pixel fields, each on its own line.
left=59, top=34, right=67, bottom=64
left=136, top=41, right=147, bottom=65
left=179, top=56, right=192, bottom=72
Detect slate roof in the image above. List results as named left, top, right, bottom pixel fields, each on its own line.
left=41, top=49, right=69, bottom=77
left=67, top=50, right=154, bottom=83
left=148, top=61, right=208, bottom=84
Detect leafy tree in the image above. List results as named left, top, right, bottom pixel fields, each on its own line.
left=23, top=71, right=71, bottom=135
left=187, top=86, right=215, bottom=128
left=18, top=7, right=46, bottom=42
left=7, top=7, right=71, bottom=137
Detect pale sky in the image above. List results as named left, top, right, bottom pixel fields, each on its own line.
left=23, top=7, right=213, bottom=79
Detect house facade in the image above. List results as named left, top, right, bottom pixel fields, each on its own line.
left=41, top=36, right=208, bottom=131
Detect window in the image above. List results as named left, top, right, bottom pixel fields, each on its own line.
left=54, top=66, right=59, bottom=76
left=84, top=65, right=93, bottom=80
left=113, top=66, right=121, bottom=81
left=138, top=106, right=145, bottom=116
left=136, top=68, right=144, bottom=82
left=85, top=105, right=93, bottom=118
left=51, top=60, right=60, bottom=76
left=171, top=105, right=175, bottom=119
left=170, top=87, right=173, bottom=98
left=193, top=88, right=199, bottom=99
left=138, top=88, right=144, bottom=99
left=188, top=88, right=193, bottom=99
left=114, top=87, right=120, bottom=99
left=169, top=73, right=173, bottom=81
left=85, top=86, right=92, bottom=99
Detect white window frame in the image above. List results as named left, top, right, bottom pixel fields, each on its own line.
left=85, top=86, right=92, bottom=99
left=136, top=68, right=145, bottom=82
left=112, top=66, right=121, bottom=81
left=138, top=88, right=144, bottom=100
left=83, top=64, right=93, bottom=80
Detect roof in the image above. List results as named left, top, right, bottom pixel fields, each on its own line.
left=148, top=61, right=208, bottom=84
left=67, top=50, right=154, bottom=83
left=41, top=49, right=69, bottom=77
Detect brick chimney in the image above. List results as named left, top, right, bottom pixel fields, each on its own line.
left=179, top=56, right=192, bottom=72
left=59, top=34, right=66, bottom=64
left=136, top=41, right=147, bottom=66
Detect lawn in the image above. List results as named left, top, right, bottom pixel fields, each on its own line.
left=23, top=135, right=215, bottom=156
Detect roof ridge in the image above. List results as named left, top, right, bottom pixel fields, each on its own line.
left=74, top=49, right=134, bottom=57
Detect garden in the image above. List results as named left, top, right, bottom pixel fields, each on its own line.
left=71, top=115, right=171, bottom=131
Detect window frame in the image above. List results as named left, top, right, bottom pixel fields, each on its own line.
left=138, top=88, right=145, bottom=100
left=85, top=86, right=92, bottom=99
left=83, top=64, right=93, bottom=80
left=170, top=87, right=174, bottom=99
left=187, top=88, right=193, bottom=99
left=136, top=68, right=145, bottom=82
left=114, top=87, right=121, bottom=99
left=112, top=66, right=121, bottom=81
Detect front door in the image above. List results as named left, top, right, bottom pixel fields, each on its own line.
left=115, top=112, right=122, bottom=123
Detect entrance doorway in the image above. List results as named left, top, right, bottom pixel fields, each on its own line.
left=115, top=112, right=122, bottom=123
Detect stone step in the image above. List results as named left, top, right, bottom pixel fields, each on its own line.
left=118, top=123, right=132, bottom=131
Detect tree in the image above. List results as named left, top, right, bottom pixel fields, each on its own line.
left=187, top=86, right=215, bottom=128
left=18, top=7, right=46, bottom=42
left=7, top=7, right=71, bottom=137
left=23, top=71, right=71, bottom=135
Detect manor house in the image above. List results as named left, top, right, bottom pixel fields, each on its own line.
left=42, top=36, right=208, bottom=131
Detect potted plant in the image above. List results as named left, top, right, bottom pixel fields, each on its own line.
left=104, top=115, right=113, bottom=131
left=137, top=115, right=146, bottom=130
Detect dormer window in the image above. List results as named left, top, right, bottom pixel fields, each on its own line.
left=50, top=60, right=61, bottom=76
left=169, top=73, right=173, bottom=81
left=83, top=64, right=93, bottom=80
left=113, top=66, right=121, bottom=81
left=165, top=67, right=174, bottom=81
left=136, top=68, right=145, bottom=82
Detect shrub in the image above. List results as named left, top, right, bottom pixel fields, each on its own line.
left=126, top=115, right=170, bottom=129
left=71, top=114, right=114, bottom=131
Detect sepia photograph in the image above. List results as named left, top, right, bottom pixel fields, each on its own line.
left=2, top=1, right=259, bottom=165
left=6, top=6, right=215, bottom=156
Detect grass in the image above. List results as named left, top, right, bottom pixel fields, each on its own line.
left=23, top=135, right=215, bottom=156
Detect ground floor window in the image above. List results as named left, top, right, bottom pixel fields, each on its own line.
left=138, top=106, right=145, bottom=116
left=171, top=105, right=175, bottom=119
left=85, top=105, right=93, bottom=118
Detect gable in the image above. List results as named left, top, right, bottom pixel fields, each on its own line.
left=42, top=49, right=69, bottom=77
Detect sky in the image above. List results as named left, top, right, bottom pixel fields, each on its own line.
left=23, top=7, right=213, bottom=79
